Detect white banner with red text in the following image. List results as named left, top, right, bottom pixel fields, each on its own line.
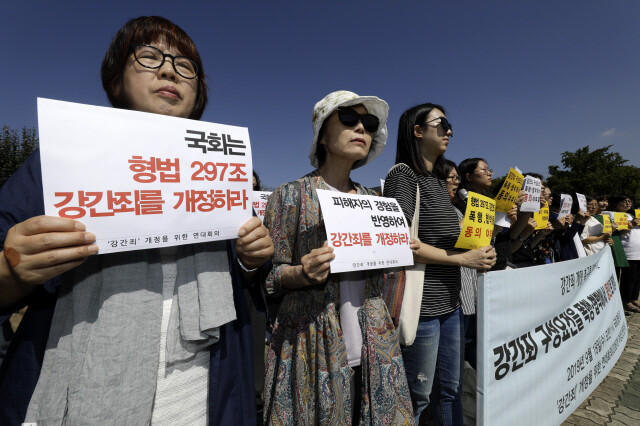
left=315, top=189, right=413, bottom=273
left=477, top=245, right=627, bottom=426
left=38, top=98, right=253, bottom=254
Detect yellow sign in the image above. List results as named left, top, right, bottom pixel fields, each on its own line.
left=494, top=168, right=524, bottom=213
left=614, top=212, right=629, bottom=230
left=601, top=214, right=612, bottom=234
left=534, top=203, right=549, bottom=230
left=635, top=209, right=640, bottom=218
left=455, top=192, right=496, bottom=250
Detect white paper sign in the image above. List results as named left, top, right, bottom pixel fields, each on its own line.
left=478, top=246, right=626, bottom=425
left=380, top=179, right=385, bottom=195
left=494, top=211, right=512, bottom=228
left=559, top=194, right=573, bottom=219
left=521, top=176, right=542, bottom=213
left=315, top=189, right=414, bottom=273
left=576, top=193, right=587, bottom=213
left=252, top=191, right=272, bottom=222
left=38, top=98, right=253, bottom=254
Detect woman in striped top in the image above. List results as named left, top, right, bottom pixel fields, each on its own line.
left=383, top=103, right=496, bottom=425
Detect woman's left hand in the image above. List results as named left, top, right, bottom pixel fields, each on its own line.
left=235, top=217, right=274, bottom=269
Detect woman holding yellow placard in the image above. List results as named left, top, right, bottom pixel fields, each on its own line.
left=383, top=103, right=496, bottom=425
left=610, top=195, right=640, bottom=313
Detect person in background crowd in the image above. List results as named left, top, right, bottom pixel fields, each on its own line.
left=384, top=103, right=496, bottom=425
left=548, top=191, right=587, bottom=261
left=262, top=90, right=413, bottom=424
left=610, top=195, right=640, bottom=313
left=253, top=170, right=261, bottom=191
left=581, top=196, right=612, bottom=256
left=0, top=16, right=273, bottom=425
left=595, top=194, right=609, bottom=214
left=602, top=195, right=629, bottom=299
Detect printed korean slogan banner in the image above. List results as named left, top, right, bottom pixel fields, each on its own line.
left=252, top=191, right=272, bottom=222
left=455, top=192, right=495, bottom=249
left=38, top=98, right=253, bottom=254
left=612, top=212, right=630, bottom=230
left=559, top=194, right=573, bottom=219
left=315, top=189, right=413, bottom=273
left=534, top=203, right=550, bottom=230
left=520, top=175, right=541, bottom=213
left=477, top=246, right=627, bottom=426
left=494, top=167, right=524, bottom=212
left=601, top=214, right=613, bottom=233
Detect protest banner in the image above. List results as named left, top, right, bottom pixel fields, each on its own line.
left=559, top=194, right=573, bottom=219
left=455, top=192, right=495, bottom=249
left=612, top=212, right=630, bottom=230
left=38, top=98, right=253, bottom=254
left=534, top=203, right=550, bottom=230
left=520, top=175, right=542, bottom=213
left=252, top=191, right=272, bottom=222
left=601, top=214, right=613, bottom=234
left=315, top=189, right=413, bottom=273
left=494, top=168, right=524, bottom=212
left=477, top=246, right=626, bottom=426
left=576, top=193, right=587, bottom=212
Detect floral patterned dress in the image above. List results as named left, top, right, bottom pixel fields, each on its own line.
left=262, top=171, right=413, bottom=425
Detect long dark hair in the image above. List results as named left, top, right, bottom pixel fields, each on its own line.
left=395, top=103, right=447, bottom=175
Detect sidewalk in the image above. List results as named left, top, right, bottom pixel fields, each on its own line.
left=563, top=312, right=640, bottom=425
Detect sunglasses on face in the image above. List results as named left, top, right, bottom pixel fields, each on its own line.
left=337, top=107, right=380, bottom=133
left=425, top=116, right=453, bottom=134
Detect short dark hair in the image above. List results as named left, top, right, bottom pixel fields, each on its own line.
left=434, top=158, right=459, bottom=181
left=524, top=172, right=543, bottom=181
left=101, top=16, right=208, bottom=120
left=253, top=170, right=261, bottom=191
left=609, top=194, right=630, bottom=208
left=395, top=103, right=447, bottom=175
left=458, top=157, right=487, bottom=192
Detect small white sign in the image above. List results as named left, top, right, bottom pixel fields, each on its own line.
left=576, top=193, right=587, bottom=213
left=520, top=176, right=542, bottom=213
left=559, top=194, right=573, bottom=219
left=315, top=189, right=414, bottom=273
left=38, top=98, right=253, bottom=254
left=494, top=211, right=512, bottom=228
left=252, top=191, right=272, bottom=222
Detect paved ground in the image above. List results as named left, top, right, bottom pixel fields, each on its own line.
left=562, top=311, right=640, bottom=425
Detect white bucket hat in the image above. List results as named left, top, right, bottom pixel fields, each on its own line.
left=309, top=90, right=389, bottom=169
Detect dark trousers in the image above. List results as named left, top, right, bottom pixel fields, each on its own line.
left=620, top=260, right=640, bottom=303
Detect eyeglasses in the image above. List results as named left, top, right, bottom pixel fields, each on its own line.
left=446, top=175, right=461, bottom=184
left=425, top=116, right=453, bottom=134
left=337, top=107, right=380, bottom=133
left=619, top=200, right=632, bottom=205
left=132, top=45, right=199, bottom=79
left=476, top=168, right=493, bottom=175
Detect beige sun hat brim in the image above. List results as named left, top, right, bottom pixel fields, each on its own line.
left=309, top=90, right=389, bottom=169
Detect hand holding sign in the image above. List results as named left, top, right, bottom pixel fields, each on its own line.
left=1, top=216, right=98, bottom=295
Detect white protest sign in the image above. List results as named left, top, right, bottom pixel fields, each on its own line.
left=380, top=179, right=385, bottom=194
left=576, top=193, right=587, bottom=213
left=252, top=191, right=272, bottom=222
left=38, top=98, right=252, bottom=254
left=559, top=194, right=573, bottom=219
left=477, top=246, right=626, bottom=426
left=494, top=211, right=511, bottom=228
left=315, top=189, right=414, bottom=273
left=520, top=176, right=542, bottom=213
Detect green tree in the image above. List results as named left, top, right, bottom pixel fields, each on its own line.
left=0, top=125, right=39, bottom=184
left=546, top=145, right=640, bottom=203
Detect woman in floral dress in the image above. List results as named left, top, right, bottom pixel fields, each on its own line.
left=262, top=91, right=413, bottom=425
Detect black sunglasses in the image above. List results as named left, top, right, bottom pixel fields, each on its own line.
left=425, top=116, right=453, bottom=134
left=337, top=107, right=380, bottom=133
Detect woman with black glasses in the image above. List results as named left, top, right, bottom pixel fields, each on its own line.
left=383, top=103, right=496, bottom=425
left=262, top=91, right=413, bottom=424
left=0, top=16, right=272, bottom=425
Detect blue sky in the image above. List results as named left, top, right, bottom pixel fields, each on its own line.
left=2, top=1, right=639, bottom=189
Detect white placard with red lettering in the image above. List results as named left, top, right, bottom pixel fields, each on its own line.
left=38, top=98, right=253, bottom=254
left=252, top=191, right=272, bottom=222
left=315, top=189, right=414, bottom=273
left=559, top=194, right=573, bottom=219
left=576, top=193, right=587, bottom=213
left=520, top=176, right=542, bottom=213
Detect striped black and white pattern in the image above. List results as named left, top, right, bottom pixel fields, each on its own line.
left=384, top=163, right=462, bottom=317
